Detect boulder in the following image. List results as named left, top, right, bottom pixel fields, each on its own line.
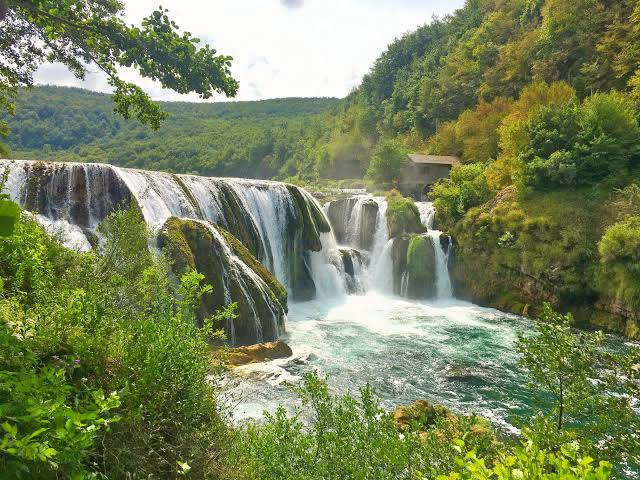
left=359, top=200, right=379, bottom=250
left=392, top=400, right=494, bottom=444
left=226, top=340, right=293, bottom=366
left=391, top=236, right=410, bottom=295
left=158, top=217, right=287, bottom=345
left=392, top=400, right=456, bottom=431
left=405, top=234, right=436, bottom=299
left=385, top=191, right=425, bottom=239
left=325, top=197, right=358, bottom=244
left=339, top=248, right=365, bottom=294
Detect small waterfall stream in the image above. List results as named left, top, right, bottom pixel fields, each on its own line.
left=416, top=202, right=453, bottom=299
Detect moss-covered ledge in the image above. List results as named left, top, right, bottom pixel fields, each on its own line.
left=217, top=227, right=288, bottom=312
left=157, top=217, right=288, bottom=344
left=386, top=190, right=425, bottom=239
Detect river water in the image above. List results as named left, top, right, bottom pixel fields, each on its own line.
left=226, top=294, right=533, bottom=434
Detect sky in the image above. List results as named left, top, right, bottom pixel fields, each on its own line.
left=34, top=0, right=465, bottom=102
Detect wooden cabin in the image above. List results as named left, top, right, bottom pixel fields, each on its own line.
left=399, top=154, right=460, bottom=198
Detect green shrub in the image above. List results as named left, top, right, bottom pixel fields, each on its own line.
left=0, top=300, right=121, bottom=479
left=0, top=207, right=234, bottom=478
left=598, top=216, right=640, bottom=308
left=385, top=190, right=425, bottom=238
left=429, top=163, right=492, bottom=231
left=439, top=438, right=612, bottom=480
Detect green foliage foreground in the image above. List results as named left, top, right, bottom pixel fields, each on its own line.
left=0, top=202, right=234, bottom=478
left=0, top=188, right=637, bottom=478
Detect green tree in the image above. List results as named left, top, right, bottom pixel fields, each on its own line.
left=598, top=215, right=640, bottom=309
left=428, top=163, right=491, bottom=230
left=0, top=0, right=238, bottom=138
left=365, top=139, right=407, bottom=185
left=516, top=304, right=640, bottom=468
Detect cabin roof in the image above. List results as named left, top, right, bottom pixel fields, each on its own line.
left=407, top=154, right=460, bottom=166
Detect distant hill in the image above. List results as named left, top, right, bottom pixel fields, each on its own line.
left=3, top=85, right=339, bottom=179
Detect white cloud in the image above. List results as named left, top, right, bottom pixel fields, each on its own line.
left=281, top=0, right=304, bottom=10
left=34, top=0, right=465, bottom=102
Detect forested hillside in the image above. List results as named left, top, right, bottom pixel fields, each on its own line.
left=2, top=86, right=338, bottom=179
left=327, top=0, right=640, bottom=335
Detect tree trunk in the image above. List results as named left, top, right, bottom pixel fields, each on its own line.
left=0, top=1, right=7, bottom=22
left=557, top=381, right=564, bottom=430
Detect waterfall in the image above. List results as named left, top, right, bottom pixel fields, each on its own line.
left=0, top=160, right=339, bottom=299
left=416, top=202, right=453, bottom=299
left=2, top=158, right=457, bottom=342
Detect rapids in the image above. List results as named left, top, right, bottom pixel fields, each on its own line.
left=225, top=194, right=534, bottom=432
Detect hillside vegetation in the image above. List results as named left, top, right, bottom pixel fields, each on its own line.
left=2, top=86, right=338, bottom=179
left=331, top=0, right=640, bottom=335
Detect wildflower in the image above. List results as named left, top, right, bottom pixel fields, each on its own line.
left=74, top=359, right=81, bottom=365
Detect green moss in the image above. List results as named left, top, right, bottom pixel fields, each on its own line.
left=158, top=217, right=287, bottom=343
left=285, top=184, right=329, bottom=252
left=216, top=182, right=264, bottom=259
left=217, top=226, right=288, bottom=311
left=172, top=174, right=204, bottom=218
left=157, top=217, right=197, bottom=273
left=385, top=190, right=425, bottom=239
left=405, top=234, right=436, bottom=299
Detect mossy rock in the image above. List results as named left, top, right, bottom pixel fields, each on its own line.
left=285, top=184, right=330, bottom=252
left=392, top=400, right=455, bottom=431
left=386, top=191, right=425, bottom=239
left=392, top=400, right=495, bottom=448
left=281, top=184, right=334, bottom=301
left=214, top=181, right=265, bottom=260
left=359, top=200, right=379, bottom=250
left=405, top=234, right=436, bottom=299
left=158, top=217, right=287, bottom=345
left=391, top=236, right=410, bottom=295
left=218, top=227, right=288, bottom=311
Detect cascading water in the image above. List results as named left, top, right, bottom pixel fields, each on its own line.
left=0, top=160, right=335, bottom=300
left=416, top=201, right=453, bottom=299
left=0, top=159, right=344, bottom=345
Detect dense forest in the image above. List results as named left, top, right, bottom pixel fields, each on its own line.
left=2, top=86, right=339, bottom=179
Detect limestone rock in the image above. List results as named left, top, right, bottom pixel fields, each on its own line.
left=226, top=340, right=293, bottom=366
left=385, top=191, right=425, bottom=239
left=158, top=217, right=287, bottom=345
left=405, top=234, right=436, bottom=299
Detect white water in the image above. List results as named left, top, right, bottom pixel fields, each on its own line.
left=416, top=201, right=453, bottom=299
left=0, top=160, right=549, bottom=435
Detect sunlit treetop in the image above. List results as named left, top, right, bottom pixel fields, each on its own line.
left=0, top=0, right=239, bottom=130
